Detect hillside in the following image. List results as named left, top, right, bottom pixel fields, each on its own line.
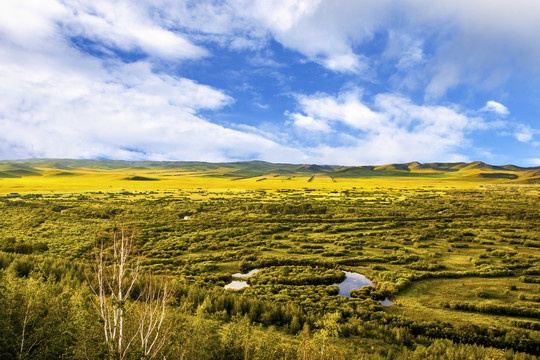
left=1, top=159, right=538, bottom=183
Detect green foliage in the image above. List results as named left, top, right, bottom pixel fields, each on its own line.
left=0, top=185, right=539, bottom=358
left=249, top=266, right=345, bottom=286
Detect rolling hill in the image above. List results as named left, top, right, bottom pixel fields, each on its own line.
left=0, top=159, right=538, bottom=181
left=0, top=159, right=538, bottom=194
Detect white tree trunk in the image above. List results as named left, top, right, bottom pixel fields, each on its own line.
left=89, top=226, right=170, bottom=360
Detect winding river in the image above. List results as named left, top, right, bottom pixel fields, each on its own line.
left=225, top=269, right=394, bottom=306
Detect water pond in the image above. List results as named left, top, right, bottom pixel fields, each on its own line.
left=224, top=269, right=259, bottom=290
left=224, top=269, right=394, bottom=306
left=232, top=268, right=259, bottom=278
left=379, top=298, right=394, bottom=306
left=333, top=271, right=393, bottom=306
left=224, top=280, right=249, bottom=290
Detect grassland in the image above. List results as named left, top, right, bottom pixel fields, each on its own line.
left=1, top=159, right=538, bottom=194
left=0, top=159, right=538, bottom=359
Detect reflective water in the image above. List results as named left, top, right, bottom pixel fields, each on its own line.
left=379, top=298, right=394, bottom=306
left=224, top=268, right=394, bottom=306
left=333, top=271, right=374, bottom=297
left=224, top=269, right=259, bottom=290
left=334, top=271, right=393, bottom=306
left=232, top=268, right=259, bottom=278
left=224, top=280, right=249, bottom=290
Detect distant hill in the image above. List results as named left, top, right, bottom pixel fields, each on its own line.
left=0, top=163, right=43, bottom=178
left=0, top=159, right=538, bottom=183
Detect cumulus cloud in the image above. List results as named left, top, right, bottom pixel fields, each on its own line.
left=0, top=61, right=304, bottom=162
left=0, top=0, right=306, bottom=163
left=295, top=91, right=384, bottom=130
left=0, top=0, right=536, bottom=165
left=236, top=0, right=387, bottom=74
left=514, top=124, right=539, bottom=143
left=64, top=0, right=208, bottom=60
left=0, top=0, right=67, bottom=46
left=288, top=89, right=488, bottom=165
left=0, top=0, right=207, bottom=61
left=481, top=101, right=510, bottom=116
left=35, top=0, right=539, bottom=99
left=0, top=52, right=301, bottom=161
left=156, top=0, right=387, bottom=74
left=289, top=113, right=330, bottom=132
left=156, top=0, right=540, bottom=95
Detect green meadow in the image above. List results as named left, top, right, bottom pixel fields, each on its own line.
left=0, top=159, right=539, bottom=359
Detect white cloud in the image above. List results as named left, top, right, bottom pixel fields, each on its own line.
left=0, top=54, right=303, bottom=162
left=481, top=100, right=510, bottom=116
left=0, top=0, right=67, bottom=47
left=288, top=89, right=488, bottom=165
left=0, top=0, right=537, bottom=165
left=64, top=0, right=208, bottom=60
left=526, top=158, right=540, bottom=166
left=410, top=0, right=540, bottom=97
left=322, top=54, right=367, bottom=74
left=242, top=0, right=387, bottom=74
left=294, top=91, right=385, bottom=130
left=0, top=0, right=208, bottom=61
left=156, top=0, right=540, bottom=94
left=289, top=113, right=330, bottom=132
left=157, top=0, right=386, bottom=74
left=514, top=124, right=539, bottom=143
left=384, top=32, right=425, bottom=71
left=0, top=0, right=307, bottom=163
left=424, top=64, right=462, bottom=100
left=515, top=132, right=532, bottom=143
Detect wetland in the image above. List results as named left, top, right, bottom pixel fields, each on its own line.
left=0, top=159, right=539, bottom=359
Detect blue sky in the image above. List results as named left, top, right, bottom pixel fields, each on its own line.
left=1, top=0, right=539, bottom=166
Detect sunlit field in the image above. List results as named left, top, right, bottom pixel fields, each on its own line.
left=1, top=160, right=536, bottom=195
left=0, top=160, right=538, bottom=359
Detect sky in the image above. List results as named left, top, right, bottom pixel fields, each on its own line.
left=1, top=0, right=539, bottom=166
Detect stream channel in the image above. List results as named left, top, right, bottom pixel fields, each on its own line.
left=225, top=269, right=393, bottom=306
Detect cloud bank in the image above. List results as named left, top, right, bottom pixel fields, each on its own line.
left=0, top=0, right=304, bottom=162
left=288, top=90, right=490, bottom=165
left=0, top=0, right=538, bottom=165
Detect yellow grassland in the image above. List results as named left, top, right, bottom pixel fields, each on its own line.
left=0, top=166, right=534, bottom=194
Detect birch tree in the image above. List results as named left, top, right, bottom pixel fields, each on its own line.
left=138, top=279, right=172, bottom=359
left=90, top=226, right=171, bottom=360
